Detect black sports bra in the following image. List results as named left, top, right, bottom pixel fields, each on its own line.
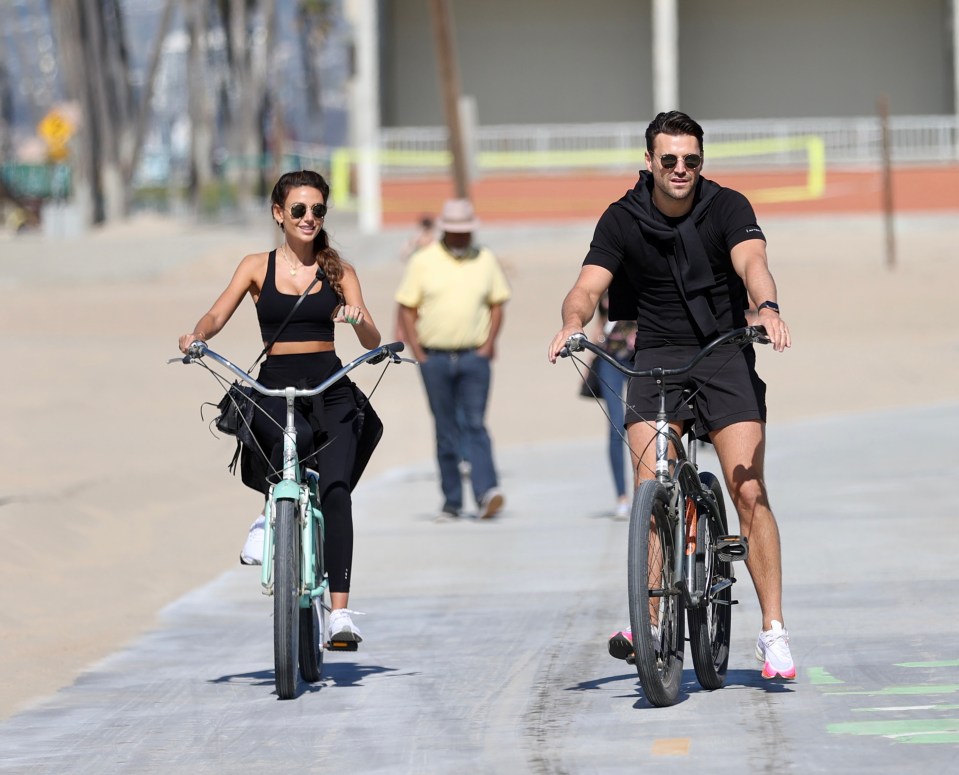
left=256, top=250, right=338, bottom=343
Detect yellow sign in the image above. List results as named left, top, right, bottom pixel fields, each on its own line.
left=38, top=110, right=74, bottom=159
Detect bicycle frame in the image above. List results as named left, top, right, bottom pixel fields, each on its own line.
left=565, top=326, right=767, bottom=607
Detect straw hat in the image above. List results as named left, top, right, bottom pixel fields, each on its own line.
left=436, top=198, right=480, bottom=233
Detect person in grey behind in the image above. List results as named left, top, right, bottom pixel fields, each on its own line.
left=395, top=199, right=512, bottom=520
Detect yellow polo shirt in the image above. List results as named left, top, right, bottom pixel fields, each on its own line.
left=395, top=241, right=511, bottom=349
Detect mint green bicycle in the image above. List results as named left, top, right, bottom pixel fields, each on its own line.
left=182, top=340, right=407, bottom=699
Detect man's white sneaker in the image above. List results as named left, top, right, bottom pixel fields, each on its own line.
left=239, top=513, right=265, bottom=566
left=755, top=620, right=796, bottom=679
left=327, top=608, right=364, bottom=650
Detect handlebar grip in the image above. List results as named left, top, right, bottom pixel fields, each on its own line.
left=750, top=325, right=771, bottom=344
left=561, top=333, right=587, bottom=356
left=369, top=341, right=405, bottom=365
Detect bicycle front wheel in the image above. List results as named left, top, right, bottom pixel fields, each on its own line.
left=628, top=480, right=685, bottom=707
left=273, top=498, right=300, bottom=699
left=688, top=471, right=732, bottom=690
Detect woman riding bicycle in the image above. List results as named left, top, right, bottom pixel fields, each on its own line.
left=178, top=169, right=381, bottom=648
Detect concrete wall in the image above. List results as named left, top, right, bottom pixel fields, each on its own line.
left=680, top=0, right=952, bottom=119
left=381, top=0, right=652, bottom=126
left=380, top=0, right=954, bottom=127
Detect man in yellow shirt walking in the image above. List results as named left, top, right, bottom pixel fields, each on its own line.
left=395, top=199, right=511, bottom=520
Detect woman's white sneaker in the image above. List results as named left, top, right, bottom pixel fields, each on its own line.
left=239, top=513, right=265, bottom=566
left=327, top=609, right=364, bottom=650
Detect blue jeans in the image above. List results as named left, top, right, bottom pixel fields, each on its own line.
left=596, top=355, right=628, bottom=498
left=420, top=349, right=499, bottom=510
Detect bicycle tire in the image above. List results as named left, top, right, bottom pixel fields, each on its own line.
left=628, top=480, right=685, bottom=707
left=299, top=596, right=325, bottom=682
left=273, top=498, right=300, bottom=699
left=687, top=471, right=732, bottom=690
left=299, top=517, right=325, bottom=683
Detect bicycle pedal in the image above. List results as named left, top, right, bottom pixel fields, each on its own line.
left=326, top=640, right=359, bottom=652
left=714, top=535, right=749, bottom=562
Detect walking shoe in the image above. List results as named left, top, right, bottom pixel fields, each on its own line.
left=327, top=608, right=364, bottom=650
left=755, top=620, right=796, bottom=679
left=436, top=504, right=460, bottom=522
left=614, top=499, right=630, bottom=520
left=239, top=513, right=265, bottom=566
left=479, top=488, right=505, bottom=519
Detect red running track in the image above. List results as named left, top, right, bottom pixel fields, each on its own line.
left=378, top=166, right=959, bottom=226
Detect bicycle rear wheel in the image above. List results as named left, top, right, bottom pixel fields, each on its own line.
left=273, top=498, right=300, bottom=699
left=299, top=517, right=325, bottom=683
left=628, top=480, right=684, bottom=707
left=299, top=596, right=325, bottom=682
left=688, top=472, right=732, bottom=690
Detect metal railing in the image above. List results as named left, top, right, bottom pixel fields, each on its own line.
left=375, top=115, right=959, bottom=175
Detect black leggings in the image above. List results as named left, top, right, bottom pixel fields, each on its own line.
left=250, top=351, right=359, bottom=593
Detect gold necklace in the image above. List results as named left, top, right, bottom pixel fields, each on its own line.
left=280, top=244, right=302, bottom=276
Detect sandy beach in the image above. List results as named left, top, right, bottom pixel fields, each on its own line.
left=1, top=207, right=957, bottom=721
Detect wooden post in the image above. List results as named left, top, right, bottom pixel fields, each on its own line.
left=429, top=0, right=471, bottom=199
left=878, top=94, right=896, bottom=270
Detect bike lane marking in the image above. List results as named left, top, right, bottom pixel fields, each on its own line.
left=811, top=660, right=959, bottom=745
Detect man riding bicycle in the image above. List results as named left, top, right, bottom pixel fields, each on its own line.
left=547, top=111, right=795, bottom=680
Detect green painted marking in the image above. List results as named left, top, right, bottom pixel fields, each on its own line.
left=829, top=719, right=959, bottom=744
left=825, top=685, right=959, bottom=697
left=807, top=667, right=844, bottom=685
left=856, top=705, right=959, bottom=712
left=896, top=660, right=959, bottom=669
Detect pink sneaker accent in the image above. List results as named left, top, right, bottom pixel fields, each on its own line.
left=608, top=629, right=634, bottom=661
left=756, top=620, right=796, bottom=679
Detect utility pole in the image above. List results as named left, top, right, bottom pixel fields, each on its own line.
left=878, top=94, right=896, bottom=270
left=345, top=0, right=382, bottom=233
left=428, top=0, right=470, bottom=199
left=652, top=0, right=679, bottom=113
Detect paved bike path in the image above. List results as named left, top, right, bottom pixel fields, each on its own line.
left=0, top=403, right=957, bottom=773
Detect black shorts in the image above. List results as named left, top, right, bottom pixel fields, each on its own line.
left=624, top=344, right=767, bottom=438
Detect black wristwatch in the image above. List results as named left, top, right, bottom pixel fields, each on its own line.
left=757, top=300, right=780, bottom=314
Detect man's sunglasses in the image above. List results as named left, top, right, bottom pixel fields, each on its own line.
left=289, top=202, right=327, bottom=219
left=658, top=153, right=702, bottom=170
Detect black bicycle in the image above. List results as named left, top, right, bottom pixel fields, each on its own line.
left=562, top=326, right=770, bottom=707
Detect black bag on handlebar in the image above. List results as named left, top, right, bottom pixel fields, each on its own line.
left=349, top=383, right=383, bottom=490
left=214, top=383, right=258, bottom=437
left=234, top=380, right=383, bottom=495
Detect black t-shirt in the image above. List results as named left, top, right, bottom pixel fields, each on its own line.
left=584, top=182, right=764, bottom=349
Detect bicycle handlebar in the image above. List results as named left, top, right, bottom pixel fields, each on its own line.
left=561, top=326, right=770, bottom=379
left=180, top=340, right=409, bottom=398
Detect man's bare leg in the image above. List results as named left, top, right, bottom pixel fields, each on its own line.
left=709, top=420, right=784, bottom=630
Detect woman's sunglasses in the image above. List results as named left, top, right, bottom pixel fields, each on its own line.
left=658, top=153, right=702, bottom=170
left=289, top=202, right=327, bottom=219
